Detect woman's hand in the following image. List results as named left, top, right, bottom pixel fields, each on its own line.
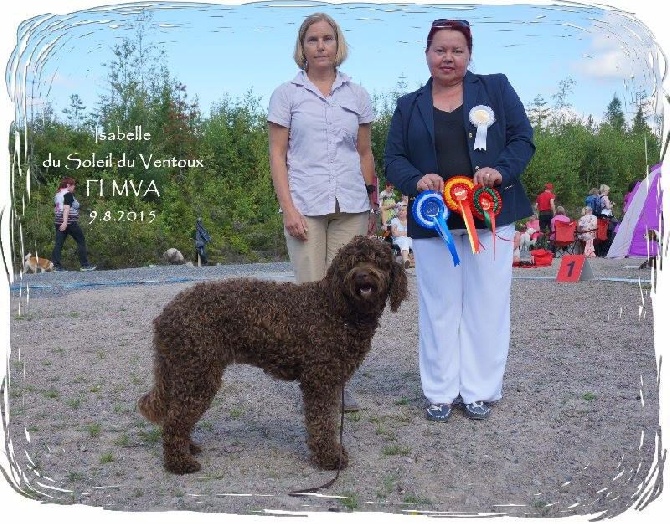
left=283, top=207, right=309, bottom=241
left=417, top=173, right=444, bottom=193
left=474, top=167, right=502, bottom=187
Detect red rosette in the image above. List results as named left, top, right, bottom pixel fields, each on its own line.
left=470, top=185, right=503, bottom=257
left=443, top=176, right=475, bottom=212
left=471, top=185, right=502, bottom=223
left=443, top=176, right=480, bottom=254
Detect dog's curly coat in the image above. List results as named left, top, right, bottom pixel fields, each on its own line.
left=138, top=236, right=408, bottom=474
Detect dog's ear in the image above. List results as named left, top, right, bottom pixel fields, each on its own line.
left=388, top=261, right=408, bottom=312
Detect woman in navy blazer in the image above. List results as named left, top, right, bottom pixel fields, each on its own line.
left=384, top=19, right=535, bottom=423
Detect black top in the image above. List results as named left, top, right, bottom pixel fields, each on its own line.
left=408, top=105, right=486, bottom=238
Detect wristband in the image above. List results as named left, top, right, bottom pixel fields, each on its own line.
left=365, top=184, right=376, bottom=195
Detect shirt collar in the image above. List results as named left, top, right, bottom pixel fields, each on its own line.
left=291, top=69, right=350, bottom=94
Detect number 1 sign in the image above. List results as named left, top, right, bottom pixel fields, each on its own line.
left=556, top=254, right=595, bottom=282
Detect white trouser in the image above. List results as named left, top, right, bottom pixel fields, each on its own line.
left=413, top=224, right=515, bottom=405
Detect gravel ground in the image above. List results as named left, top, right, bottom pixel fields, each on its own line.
left=2, top=255, right=664, bottom=519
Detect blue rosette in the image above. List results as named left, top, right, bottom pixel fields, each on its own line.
left=412, top=190, right=460, bottom=266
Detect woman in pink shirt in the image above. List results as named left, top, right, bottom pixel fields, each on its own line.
left=549, top=206, right=571, bottom=242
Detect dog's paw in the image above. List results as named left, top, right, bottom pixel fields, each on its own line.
left=164, top=455, right=202, bottom=475
left=189, top=441, right=202, bottom=455
left=312, top=445, right=349, bottom=470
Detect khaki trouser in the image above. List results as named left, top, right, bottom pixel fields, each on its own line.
left=285, top=210, right=369, bottom=284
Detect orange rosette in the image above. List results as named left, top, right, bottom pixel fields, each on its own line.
left=471, top=184, right=503, bottom=256
left=443, top=176, right=480, bottom=254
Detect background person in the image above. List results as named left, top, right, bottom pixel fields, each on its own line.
left=51, top=177, right=96, bottom=272
left=577, top=206, right=598, bottom=258
left=549, top=205, right=571, bottom=242
left=194, top=217, right=211, bottom=265
left=599, top=184, right=615, bottom=217
left=535, top=183, right=556, bottom=235
left=267, top=12, right=376, bottom=412
left=384, top=18, right=535, bottom=423
left=379, top=180, right=399, bottom=228
left=389, top=201, right=413, bottom=268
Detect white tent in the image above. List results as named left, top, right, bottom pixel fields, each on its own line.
left=607, top=164, right=663, bottom=259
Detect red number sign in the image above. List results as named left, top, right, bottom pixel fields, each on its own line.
left=556, top=254, right=595, bottom=282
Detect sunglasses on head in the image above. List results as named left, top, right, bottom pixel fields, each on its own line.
left=431, top=19, right=470, bottom=29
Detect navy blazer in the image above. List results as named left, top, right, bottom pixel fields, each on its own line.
left=384, top=71, right=535, bottom=237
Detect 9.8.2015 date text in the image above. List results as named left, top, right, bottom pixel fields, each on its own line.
left=89, top=210, right=157, bottom=224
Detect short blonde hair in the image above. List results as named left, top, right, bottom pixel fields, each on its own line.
left=599, top=184, right=610, bottom=193
left=556, top=205, right=566, bottom=215
left=293, top=13, right=349, bottom=70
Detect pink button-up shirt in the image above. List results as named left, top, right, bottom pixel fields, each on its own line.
left=268, top=70, right=374, bottom=216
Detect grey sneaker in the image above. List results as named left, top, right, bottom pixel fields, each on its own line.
left=80, top=265, right=97, bottom=271
left=343, top=389, right=359, bottom=412
left=425, top=403, right=452, bottom=422
left=461, top=400, right=491, bottom=420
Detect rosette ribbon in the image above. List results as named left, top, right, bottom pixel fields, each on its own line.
left=443, top=176, right=480, bottom=254
left=471, top=185, right=503, bottom=256
left=469, top=105, right=495, bottom=151
left=412, top=190, right=460, bottom=266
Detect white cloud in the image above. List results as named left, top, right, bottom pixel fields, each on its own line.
left=572, top=10, right=657, bottom=87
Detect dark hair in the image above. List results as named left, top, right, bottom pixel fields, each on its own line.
left=57, top=177, right=76, bottom=190
left=426, top=19, right=472, bottom=53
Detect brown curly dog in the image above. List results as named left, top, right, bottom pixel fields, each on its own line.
left=138, top=236, right=408, bottom=474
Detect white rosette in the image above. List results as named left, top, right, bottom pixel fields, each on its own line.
left=469, top=105, right=495, bottom=151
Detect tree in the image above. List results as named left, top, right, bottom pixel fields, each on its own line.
left=61, top=94, right=87, bottom=130
left=528, top=95, right=551, bottom=129
left=604, top=95, right=626, bottom=133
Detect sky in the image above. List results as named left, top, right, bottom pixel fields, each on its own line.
left=1, top=1, right=670, bottom=523
left=2, top=0, right=668, bottom=128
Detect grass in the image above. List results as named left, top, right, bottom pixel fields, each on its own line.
left=43, top=388, right=60, bottom=400
left=67, top=397, right=82, bottom=409
left=381, top=443, right=411, bottom=457
left=139, top=427, right=162, bottom=445
left=345, top=411, right=361, bottom=422
left=229, top=407, right=243, bottom=420
left=339, top=491, right=359, bottom=510
left=66, top=471, right=85, bottom=482
left=86, top=423, right=102, bottom=437
left=532, top=499, right=552, bottom=516
left=403, top=494, right=432, bottom=506
left=582, top=392, right=597, bottom=401
left=369, top=416, right=397, bottom=441
left=100, top=452, right=114, bottom=464
left=114, top=433, right=130, bottom=447
left=377, top=473, right=400, bottom=500
left=13, top=312, right=37, bottom=321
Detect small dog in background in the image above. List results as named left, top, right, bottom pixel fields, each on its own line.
left=23, top=253, right=54, bottom=273
left=519, top=227, right=537, bottom=252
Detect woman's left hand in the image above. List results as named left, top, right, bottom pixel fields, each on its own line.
left=474, top=167, right=502, bottom=187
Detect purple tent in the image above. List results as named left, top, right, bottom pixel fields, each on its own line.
left=607, top=164, right=663, bottom=259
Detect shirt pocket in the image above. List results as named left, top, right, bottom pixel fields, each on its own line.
left=331, top=102, right=361, bottom=147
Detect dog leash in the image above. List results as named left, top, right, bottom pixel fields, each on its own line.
left=288, top=385, right=346, bottom=497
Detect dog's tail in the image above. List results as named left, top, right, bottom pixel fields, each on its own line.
left=137, top=357, right=169, bottom=425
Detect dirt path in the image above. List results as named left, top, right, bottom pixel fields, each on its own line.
left=2, top=258, right=664, bottom=518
